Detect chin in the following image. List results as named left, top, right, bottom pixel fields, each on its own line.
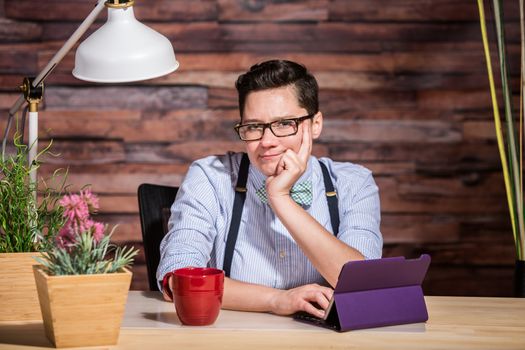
left=257, top=161, right=279, bottom=177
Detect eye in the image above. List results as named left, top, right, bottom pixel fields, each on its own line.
left=273, top=120, right=295, bottom=128
left=243, top=124, right=262, bottom=132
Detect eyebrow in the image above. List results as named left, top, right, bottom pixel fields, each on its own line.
left=242, top=115, right=297, bottom=124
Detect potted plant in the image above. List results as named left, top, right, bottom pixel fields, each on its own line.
left=0, top=133, right=65, bottom=321
left=477, top=0, right=525, bottom=296
left=33, top=188, right=138, bottom=348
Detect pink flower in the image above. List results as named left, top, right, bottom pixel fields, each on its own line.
left=80, top=188, right=100, bottom=213
left=91, top=222, right=105, bottom=242
left=59, top=193, right=89, bottom=223
left=56, top=225, right=76, bottom=249
left=56, top=188, right=107, bottom=247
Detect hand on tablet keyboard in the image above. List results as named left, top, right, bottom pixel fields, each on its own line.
left=269, top=283, right=333, bottom=318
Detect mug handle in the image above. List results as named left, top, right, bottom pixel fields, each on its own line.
left=162, top=272, right=174, bottom=300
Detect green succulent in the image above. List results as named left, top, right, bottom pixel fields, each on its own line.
left=36, top=230, right=138, bottom=276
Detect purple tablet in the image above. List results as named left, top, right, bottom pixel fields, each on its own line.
left=294, top=254, right=431, bottom=332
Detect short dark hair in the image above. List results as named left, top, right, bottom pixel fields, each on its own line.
left=235, top=60, right=319, bottom=120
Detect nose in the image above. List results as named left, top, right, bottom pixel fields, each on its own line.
left=259, top=125, right=278, bottom=146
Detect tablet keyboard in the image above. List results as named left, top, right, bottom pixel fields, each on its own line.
left=293, top=311, right=339, bottom=331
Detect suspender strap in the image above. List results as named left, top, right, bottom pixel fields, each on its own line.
left=318, top=160, right=340, bottom=237
left=223, top=155, right=340, bottom=277
left=223, top=153, right=249, bottom=277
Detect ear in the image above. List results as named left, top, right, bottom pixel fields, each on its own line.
left=311, top=112, right=323, bottom=140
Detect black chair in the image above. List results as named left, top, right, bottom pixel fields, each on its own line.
left=137, top=183, right=179, bottom=291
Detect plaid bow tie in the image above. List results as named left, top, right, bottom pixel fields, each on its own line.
left=255, top=181, right=313, bottom=206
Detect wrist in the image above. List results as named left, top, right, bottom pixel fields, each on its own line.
left=268, top=194, right=298, bottom=211
left=267, top=189, right=293, bottom=204
left=267, top=288, right=283, bottom=314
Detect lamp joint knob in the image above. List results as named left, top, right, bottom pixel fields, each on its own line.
left=21, top=77, right=44, bottom=105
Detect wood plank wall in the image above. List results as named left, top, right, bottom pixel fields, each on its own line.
left=0, top=0, right=519, bottom=296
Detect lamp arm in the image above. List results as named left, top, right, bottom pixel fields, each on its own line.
left=7, top=0, right=107, bottom=117
left=3, top=0, right=106, bottom=160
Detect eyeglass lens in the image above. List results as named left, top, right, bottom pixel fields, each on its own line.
left=239, top=120, right=298, bottom=140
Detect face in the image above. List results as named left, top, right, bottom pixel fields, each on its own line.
left=241, top=85, right=322, bottom=176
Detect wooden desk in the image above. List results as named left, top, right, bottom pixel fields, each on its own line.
left=1, top=291, right=524, bottom=349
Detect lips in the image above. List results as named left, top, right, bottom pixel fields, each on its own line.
left=259, top=153, right=280, bottom=161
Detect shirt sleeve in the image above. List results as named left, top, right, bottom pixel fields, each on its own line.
left=156, top=157, right=224, bottom=290
left=334, top=164, right=383, bottom=260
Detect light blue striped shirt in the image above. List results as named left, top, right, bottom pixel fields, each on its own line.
left=157, top=152, right=382, bottom=290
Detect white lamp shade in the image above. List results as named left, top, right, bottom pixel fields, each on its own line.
left=73, top=6, right=178, bottom=83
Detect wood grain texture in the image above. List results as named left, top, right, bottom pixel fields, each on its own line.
left=2, top=292, right=525, bottom=349
left=5, top=0, right=217, bottom=21
left=0, top=0, right=518, bottom=296
left=217, top=0, right=330, bottom=22
left=0, top=253, right=42, bottom=321
left=0, top=18, right=42, bottom=42
left=330, top=0, right=482, bottom=21
left=33, top=266, right=131, bottom=348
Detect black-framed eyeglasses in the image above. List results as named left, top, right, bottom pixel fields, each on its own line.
left=234, top=114, right=315, bottom=141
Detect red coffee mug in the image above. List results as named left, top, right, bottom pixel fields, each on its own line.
left=170, top=267, right=224, bottom=326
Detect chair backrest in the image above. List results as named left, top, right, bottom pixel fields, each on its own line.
left=137, top=183, right=179, bottom=291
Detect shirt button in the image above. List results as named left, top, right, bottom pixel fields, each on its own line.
left=279, top=251, right=286, bottom=258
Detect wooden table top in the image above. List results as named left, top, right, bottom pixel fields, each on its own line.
left=1, top=291, right=524, bottom=349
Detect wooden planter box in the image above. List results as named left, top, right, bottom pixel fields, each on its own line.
left=0, top=252, right=42, bottom=321
left=33, top=265, right=132, bottom=348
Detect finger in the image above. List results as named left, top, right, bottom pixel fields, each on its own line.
left=275, top=155, right=286, bottom=175
left=314, top=291, right=331, bottom=310
left=318, top=286, right=334, bottom=300
left=282, top=149, right=301, bottom=171
left=302, top=301, right=325, bottom=318
left=302, top=289, right=327, bottom=304
left=297, top=119, right=312, bottom=162
left=307, top=284, right=334, bottom=300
